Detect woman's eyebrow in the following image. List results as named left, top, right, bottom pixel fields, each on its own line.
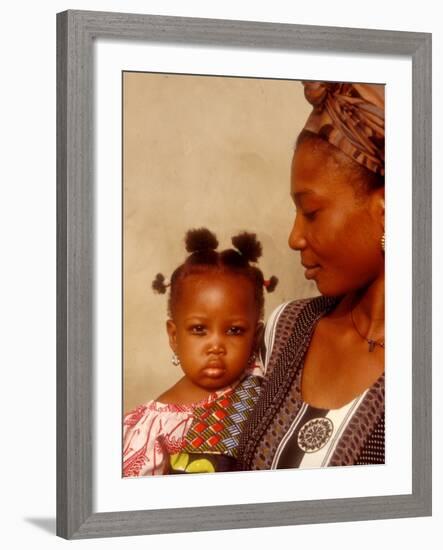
left=294, top=189, right=315, bottom=199
left=292, top=190, right=315, bottom=203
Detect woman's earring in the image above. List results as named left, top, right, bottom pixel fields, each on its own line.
left=172, top=353, right=181, bottom=367
left=381, top=233, right=385, bottom=253
left=247, top=353, right=257, bottom=366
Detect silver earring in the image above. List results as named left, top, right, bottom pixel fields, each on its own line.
left=381, top=233, right=385, bottom=252
left=172, top=353, right=181, bottom=367
left=247, top=353, right=256, bottom=366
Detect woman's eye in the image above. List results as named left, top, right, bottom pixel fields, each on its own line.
left=227, top=326, right=245, bottom=336
left=303, top=210, right=319, bottom=221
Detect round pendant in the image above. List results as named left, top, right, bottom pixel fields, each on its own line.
left=297, top=417, right=334, bottom=453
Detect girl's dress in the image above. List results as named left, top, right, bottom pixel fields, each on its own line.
left=123, top=365, right=262, bottom=476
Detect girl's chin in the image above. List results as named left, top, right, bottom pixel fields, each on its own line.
left=196, top=377, right=230, bottom=391
left=198, top=383, right=230, bottom=395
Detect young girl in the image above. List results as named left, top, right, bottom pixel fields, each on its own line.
left=123, top=228, right=277, bottom=476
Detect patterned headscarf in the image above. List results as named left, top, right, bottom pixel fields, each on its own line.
left=301, top=81, right=385, bottom=176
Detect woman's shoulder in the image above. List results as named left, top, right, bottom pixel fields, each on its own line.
left=275, top=295, right=336, bottom=316
left=265, top=295, right=334, bottom=337
left=260, top=296, right=338, bottom=376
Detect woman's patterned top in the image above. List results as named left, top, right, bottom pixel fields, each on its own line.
left=237, top=297, right=385, bottom=470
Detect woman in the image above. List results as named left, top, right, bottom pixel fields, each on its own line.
left=238, top=81, right=385, bottom=469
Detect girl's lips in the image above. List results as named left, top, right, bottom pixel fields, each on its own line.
left=201, top=366, right=226, bottom=378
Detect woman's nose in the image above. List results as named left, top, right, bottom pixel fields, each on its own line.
left=288, top=213, right=307, bottom=251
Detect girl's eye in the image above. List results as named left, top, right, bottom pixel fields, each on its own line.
left=190, top=325, right=206, bottom=335
left=227, top=326, right=245, bottom=336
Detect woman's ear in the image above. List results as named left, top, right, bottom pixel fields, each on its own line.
left=373, top=186, right=385, bottom=231
left=166, top=319, right=178, bottom=352
left=379, top=190, right=385, bottom=231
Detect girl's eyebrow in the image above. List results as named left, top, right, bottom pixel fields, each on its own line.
left=184, top=315, right=251, bottom=323
left=184, top=315, right=208, bottom=321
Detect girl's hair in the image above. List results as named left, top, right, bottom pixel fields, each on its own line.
left=296, top=129, right=384, bottom=194
left=152, top=228, right=278, bottom=319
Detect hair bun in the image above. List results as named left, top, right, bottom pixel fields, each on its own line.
left=264, top=275, right=278, bottom=293
left=302, top=81, right=337, bottom=108
left=152, top=273, right=168, bottom=294
left=185, top=228, right=218, bottom=253
left=231, top=232, right=262, bottom=263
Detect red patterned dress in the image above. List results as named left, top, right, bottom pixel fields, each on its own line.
left=123, top=366, right=262, bottom=477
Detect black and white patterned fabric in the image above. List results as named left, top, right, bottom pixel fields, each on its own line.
left=237, top=298, right=385, bottom=470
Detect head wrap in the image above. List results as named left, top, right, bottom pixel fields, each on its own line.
left=301, top=81, right=385, bottom=176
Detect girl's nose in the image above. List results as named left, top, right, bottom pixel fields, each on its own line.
left=207, top=335, right=226, bottom=354
left=288, top=213, right=307, bottom=251
left=208, top=344, right=225, bottom=355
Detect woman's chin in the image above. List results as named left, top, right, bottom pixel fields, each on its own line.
left=314, top=279, right=344, bottom=297
left=317, top=287, right=337, bottom=297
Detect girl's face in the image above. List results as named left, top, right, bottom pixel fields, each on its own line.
left=288, top=142, right=385, bottom=297
left=167, top=273, right=261, bottom=393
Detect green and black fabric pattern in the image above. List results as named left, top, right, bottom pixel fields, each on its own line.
left=169, top=452, right=237, bottom=474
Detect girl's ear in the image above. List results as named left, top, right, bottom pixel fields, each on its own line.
left=166, top=319, right=178, bottom=352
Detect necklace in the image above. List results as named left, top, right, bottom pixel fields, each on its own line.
left=350, top=309, right=385, bottom=352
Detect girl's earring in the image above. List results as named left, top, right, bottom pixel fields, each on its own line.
left=247, top=353, right=256, bottom=366
left=381, top=233, right=385, bottom=253
left=172, top=353, right=181, bottom=367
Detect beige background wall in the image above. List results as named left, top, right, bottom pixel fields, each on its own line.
left=123, top=72, right=318, bottom=412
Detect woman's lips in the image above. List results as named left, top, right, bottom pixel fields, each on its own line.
left=303, top=264, right=321, bottom=280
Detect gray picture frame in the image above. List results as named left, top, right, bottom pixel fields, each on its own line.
left=57, top=9, right=432, bottom=540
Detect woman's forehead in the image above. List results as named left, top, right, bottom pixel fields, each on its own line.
left=293, top=140, right=343, bottom=174
left=291, top=144, right=357, bottom=197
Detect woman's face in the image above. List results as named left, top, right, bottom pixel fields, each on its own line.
left=288, top=141, right=384, bottom=297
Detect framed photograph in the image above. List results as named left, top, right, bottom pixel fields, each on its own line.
left=57, top=10, right=431, bottom=539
